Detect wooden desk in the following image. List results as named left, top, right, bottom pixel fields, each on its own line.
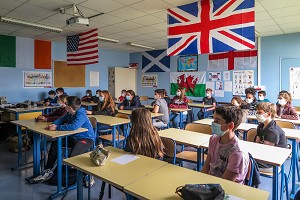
left=188, top=103, right=213, bottom=118
left=124, top=164, right=269, bottom=200
left=170, top=108, right=191, bottom=129
left=296, top=111, right=300, bottom=116
left=63, top=147, right=168, bottom=200
left=144, top=104, right=153, bottom=110
left=81, top=102, right=98, bottom=107
left=159, top=128, right=210, bottom=171
left=193, top=118, right=213, bottom=125
left=117, top=109, right=164, bottom=118
left=247, top=115, right=300, bottom=125
left=11, top=119, right=87, bottom=199
left=90, top=115, right=130, bottom=147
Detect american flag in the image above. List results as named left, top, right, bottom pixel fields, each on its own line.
left=167, top=0, right=255, bottom=56
left=67, top=29, right=98, bottom=65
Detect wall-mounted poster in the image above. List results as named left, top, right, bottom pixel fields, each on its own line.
left=141, top=74, right=158, bottom=87
left=216, top=81, right=223, bottom=90
left=178, top=55, right=198, bottom=71
left=233, top=70, right=254, bottom=95
left=23, top=71, right=52, bottom=88
left=208, top=72, right=221, bottom=81
left=223, top=71, right=230, bottom=81
left=290, top=67, right=300, bottom=99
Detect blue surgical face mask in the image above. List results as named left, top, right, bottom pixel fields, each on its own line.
left=99, top=96, right=104, bottom=102
left=96, top=94, right=100, bottom=97
left=211, top=122, right=226, bottom=137
left=49, top=95, right=55, bottom=99
left=126, top=95, right=131, bottom=101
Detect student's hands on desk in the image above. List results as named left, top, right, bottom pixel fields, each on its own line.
left=46, top=124, right=57, bottom=131
left=119, top=106, right=124, bottom=110
left=86, top=110, right=92, bottom=115
left=36, top=115, right=46, bottom=122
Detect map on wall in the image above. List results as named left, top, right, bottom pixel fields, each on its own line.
left=178, top=55, right=198, bottom=71
left=290, top=67, right=300, bottom=99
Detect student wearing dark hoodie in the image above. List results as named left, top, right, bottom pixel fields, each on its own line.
left=118, top=90, right=141, bottom=110
left=276, top=91, right=299, bottom=120
left=245, top=87, right=259, bottom=116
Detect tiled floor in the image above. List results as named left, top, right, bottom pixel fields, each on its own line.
left=0, top=139, right=296, bottom=200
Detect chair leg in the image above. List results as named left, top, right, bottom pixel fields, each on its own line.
left=285, top=173, right=289, bottom=200
left=108, top=184, right=112, bottom=199
left=99, top=181, right=106, bottom=200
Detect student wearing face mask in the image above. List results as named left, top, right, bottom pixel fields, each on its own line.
left=201, top=106, right=249, bottom=184
left=197, top=88, right=217, bottom=119
left=257, top=91, right=270, bottom=103
left=152, top=89, right=169, bottom=129
left=118, top=90, right=142, bottom=110
left=244, top=87, right=258, bottom=116
left=41, top=90, right=56, bottom=106
left=118, top=89, right=127, bottom=103
left=91, top=89, right=101, bottom=103
left=276, top=91, right=298, bottom=120
left=81, top=89, right=93, bottom=102
left=255, top=102, right=287, bottom=172
left=169, top=88, right=188, bottom=128
left=231, top=96, right=248, bottom=123
left=36, top=95, right=68, bottom=122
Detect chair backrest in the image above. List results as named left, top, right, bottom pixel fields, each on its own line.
left=116, top=113, right=129, bottom=119
left=185, top=123, right=212, bottom=135
left=246, top=128, right=257, bottom=143
left=139, top=96, right=149, bottom=101
left=294, top=106, right=300, bottom=112
left=188, top=99, right=193, bottom=103
left=88, top=117, right=97, bottom=130
left=245, top=153, right=261, bottom=187
left=276, top=121, right=295, bottom=129
left=160, top=137, right=176, bottom=164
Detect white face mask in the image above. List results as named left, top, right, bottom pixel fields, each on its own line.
left=96, top=94, right=100, bottom=97
left=86, top=93, right=89, bottom=96
left=258, top=96, right=264, bottom=101
left=278, top=99, right=287, bottom=106
left=246, top=98, right=253, bottom=104
left=206, top=93, right=211, bottom=97
left=176, top=91, right=181, bottom=96
left=256, top=113, right=267, bottom=123
left=121, top=93, right=126, bottom=97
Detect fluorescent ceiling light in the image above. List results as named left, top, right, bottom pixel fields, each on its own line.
left=98, top=36, right=119, bottom=43
left=127, top=42, right=155, bottom=50
left=0, top=16, right=63, bottom=33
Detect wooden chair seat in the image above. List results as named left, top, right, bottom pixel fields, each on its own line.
left=259, top=171, right=273, bottom=177
left=176, top=151, right=207, bottom=163
left=99, top=134, right=125, bottom=141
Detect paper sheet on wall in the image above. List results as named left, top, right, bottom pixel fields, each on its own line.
left=290, top=67, right=300, bottom=99
left=215, top=90, right=224, bottom=97
left=111, top=155, right=140, bottom=165
left=224, top=81, right=233, bottom=91
left=223, top=71, right=230, bottom=81
left=216, top=81, right=223, bottom=90
left=206, top=81, right=215, bottom=94
left=232, top=70, right=254, bottom=95
left=90, top=71, right=99, bottom=87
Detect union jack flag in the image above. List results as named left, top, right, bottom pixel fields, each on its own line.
left=167, top=0, right=255, bottom=56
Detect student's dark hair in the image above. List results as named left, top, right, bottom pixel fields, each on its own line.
left=162, top=89, right=168, bottom=96
left=258, top=91, right=266, bottom=96
left=245, top=87, right=256, bottom=96
left=206, top=88, right=212, bottom=92
left=86, top=89, right=92, bottom=96
left=121, top=89, right=126, bottom=93
left=96, top=89, right=101, bottom=93
left=58, top=94, right=68, bottom=103
left=56, top=87, right=64, bottom=93
left=126, top=90, right=135, bottom=97
left=215, top=106, right=243, bottom=131
left=154, top=89, right=164, bottom=97
left=48, top=90, right=56, bottom=95
left=66, top=96, right=81, bottom=111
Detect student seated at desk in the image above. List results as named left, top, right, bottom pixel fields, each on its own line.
left=118, top=89, right=127, bottom=102
left=81, top=89, right=93, bottom=102
left=231, top=96, right=248, bottom=123
left=257, top=91, right=270, bottom=103
left=87, top=90, right=117, bottom=131
left=254, top=102, right=287, bottom=172
left=169, top=88, right=188, bottom=129
left=91, top=89, right=101, bottom=103
left=152, top=89, right=169, bottom=129
left=245, top=87, right=258, bottom=116
left=276, top=91, right=299, bottom=120
left=41, top=90, right=56, bottom=106
left=50, top=87, right=67, bottom=106
left=118, top=90, right=142, bottom=110
left=201, top=106, right=249, bottom=184
left=124, top=108, right=164, bottom=158
left=31, top=96, right=94, bottom=184
left=197, top=88, right=217, bottom=119
left=151, top=88, right=171, bottom=106
left=36, top=95, right=68, bottom=122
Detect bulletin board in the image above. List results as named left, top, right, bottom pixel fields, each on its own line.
left=53, top=61, right=85, bottom=87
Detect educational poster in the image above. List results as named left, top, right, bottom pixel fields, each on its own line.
left=141, top=74, right=158, bottom=87
left=205, top=81, right=215, bottom=94
left=233, top=70, right=254, bottom=95
left=23, top=71, right=52, bottom=88
left=223, top=71, right=230, bottom=81
left=290, top=67, right=300, bottom=99
left=208, top=72, right=221, bottom=81
left=90, top=71, right=99, bottom=87
left=216, top=81, right=223, bottom=90
left=224, top=81, right=233, bottom=92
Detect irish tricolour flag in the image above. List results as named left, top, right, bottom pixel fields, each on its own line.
left=170, top=72, right=206, bottom=97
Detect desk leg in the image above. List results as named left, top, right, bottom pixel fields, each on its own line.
left=179, top=112, right=183, bottom=129
left=77, top=170, right=83, bottom=200
left=57, top=137, right=62, bottom=192
left=291, top=139, right=297, bottom=198
left=203, top=108, right=207, bottom=119
left=112, top=126, right=116, bottom=147
left=243, top=131, right=247, bottom=141
left=273, top=166, right=279, bottom=200
left=33, top=132, right=41, bottom=177
left=196, top=148, right=202, bottom=171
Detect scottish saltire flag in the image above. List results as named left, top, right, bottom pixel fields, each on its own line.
left=208, top=49, right=257, bottom=71
left=142, top=50, right=170, bottom=73
left=167, top=0, right=255, bottom=56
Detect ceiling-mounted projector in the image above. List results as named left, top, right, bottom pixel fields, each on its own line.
left=66, top=16, right=89, bottom=26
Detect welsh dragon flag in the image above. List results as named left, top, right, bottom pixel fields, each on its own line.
left=170, top=72, right=206, bottom=97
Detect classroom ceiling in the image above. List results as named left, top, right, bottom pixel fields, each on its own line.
left=0, top=0, right=300, bottom=53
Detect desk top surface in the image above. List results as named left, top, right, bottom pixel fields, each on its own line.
left=81, top=102, right=98, bottom=106
left=124, top=164, right=269, bottom=200
left=63, top=146, right=167, bottom=189
left=170, top=108, right=191, bottom=112
left=247, top=115, right=300, bottom=124
left=188, top=103, right=213, bottom=108
left=159, top=128, right=211, bottom=148
left=89, top=115, right=130, bottom=126
left=117, top=109, right=164, bottom=118
left=11, top=119, right=87, bottom=138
